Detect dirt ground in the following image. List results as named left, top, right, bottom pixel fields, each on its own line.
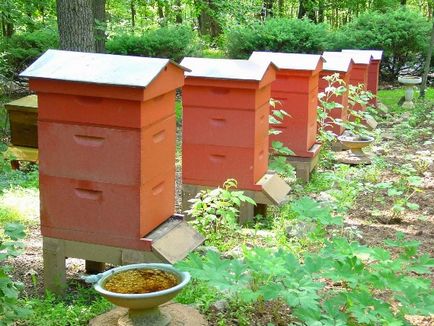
left=8, top=118, right=434, bottom=325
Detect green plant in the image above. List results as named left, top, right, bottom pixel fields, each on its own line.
left=0, top=28, right=58, bottom=80
left=268, top=100, right=296, bottom=181
left=331, top=8, right=431, bottom=81
left=106, top=25, right=202, bottom=62
left=317, top=74, right=375, bottom=141
left=317, top=73, right=348, bottom=143
left=25, top=283, right=111, bottom=326
left=0, top=223, right=31, bottom=324
left=226, top=18, right=330, bottom=59
left=179, top=198, right=434, bottom=325
left=186, top=179, right=256, bottom=242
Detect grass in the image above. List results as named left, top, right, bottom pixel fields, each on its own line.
left=175, top=100, right=183, bottom=125
left=22, top=284, right=112, bottom=326
left=0, top=187, right=39, bottom=225
left=377, top=87, right=434, bottom=112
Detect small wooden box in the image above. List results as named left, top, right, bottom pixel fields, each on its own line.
left=5, top=95, right=38, bottom=148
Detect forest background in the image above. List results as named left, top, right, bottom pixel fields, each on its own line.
left=0, top=0, right=433, bottom=86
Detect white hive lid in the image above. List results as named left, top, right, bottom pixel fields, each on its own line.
left=181, top=57, right=275, bottom=81
left=20, top=49, right=188, bottom=88
left=249, top=51, right=323, bottom=71
left=321, top=52, right=353, bottom=72
left=342, top=49, right=383, bottom=60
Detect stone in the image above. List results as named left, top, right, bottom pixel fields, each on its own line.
left=286, top=221, right=316, bottom=239
left=195, top=246, right=219, bottom=255
left=211, top=300, right=228, bottom=312
left=365, top=116, right=378, bottom=130
left=223, top=246, right=243, bottom=259
left=334, top=151, right=372, bottom=165
left=89, top=303, right=208, bottom=326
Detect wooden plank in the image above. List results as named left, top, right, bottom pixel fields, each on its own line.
left=5, top=146, right=38, bottom=162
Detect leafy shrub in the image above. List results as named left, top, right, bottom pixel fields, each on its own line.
left=0, top=28, right=58, bottom=79
left=106, top=25, right=202, bottom=62
left=225, top=18, right=331, bottom=59
left=331, top=8, right=431, bottom=81
left=185, top=179, right=255, bottom=242
left=179, top=197, right=434, bottom=325
left=0, top=223, right=31, bottom=324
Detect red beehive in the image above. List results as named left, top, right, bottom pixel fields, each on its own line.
left=20, top=50, right=187, bottom=250
left=249, top=52, right=324, bottom=158
left=180, top=57, right=277, bottom=191
left=319, top=53, right=354, bottom=136
left=324, top=51, right=372, bottom=113
left=343, top=50, right=383, bottom=106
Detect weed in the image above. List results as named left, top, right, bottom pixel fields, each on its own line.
left=179, top=198, right=434, bottom=325
left=186, top=179, right=256, bottom=249
left=0, top=223, right=31, bottom=325
left=24, top=284, right=111, bottom=326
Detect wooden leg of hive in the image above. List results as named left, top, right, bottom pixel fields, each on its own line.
left=254, top=204, right=267, bottom=218
left=85, top=260, right=106, bottom=274
left=43, top=237, right=67, bottom=295
left=238, top=202, right=255, bottom=224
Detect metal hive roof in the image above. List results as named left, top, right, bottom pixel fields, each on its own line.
left=20, top=49, right=188, bottom=88
left=321, top=52, right=353, bottom=72
left=249, top=51, right=324, bottom=71
left=181, top=57, right=275, bottom=81
left=342, top=49, right=383, bottom=60
left=323, top=51, right=372, bottom=65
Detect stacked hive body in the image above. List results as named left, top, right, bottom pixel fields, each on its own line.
left=5, top=95, right=38, bottom=148
left=181, top=57, right=277, bottom=191
left=249, top=52, right=324, bottom=158
left=319, top=53, right=354, bottom=136
left=343, top=49, right=383, bottom=107
left=20, top=50, right=186, bottom=251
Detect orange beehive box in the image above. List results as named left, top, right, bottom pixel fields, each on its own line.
left=180, top=57, right=277, bottom=190
left=343, top=50, right=383, bottom=106
left=249, top=52, right=324, bottom=158
left=324, top=51, right=372, bottom=90
left=324, top=51, right=372, bottom=113
left=20, top=50, right=187, bottom=250
left=319, top=53, right=354, bottom=136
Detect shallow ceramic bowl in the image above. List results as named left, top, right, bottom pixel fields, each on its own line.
left=337, top=135, right=374, bottom=150
left=93, top=263, right=190, bottom=310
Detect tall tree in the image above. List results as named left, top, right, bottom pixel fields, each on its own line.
left=196, top=0, right=221, bottom=38
left=57, top=0, right=95, bottom=52
left=92, top=0, right=106, bottom=53
left=298, top=0, right=317, bottom=21
left=263, top=0, right=274, bottom=18
left=175, top=0, right=183, bottom=23
left=420, top=20, right=434, bottom=98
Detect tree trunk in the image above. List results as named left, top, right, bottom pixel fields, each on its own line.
left=298, top=0, right=306, bottom=18
left=278, top=0, right=284, bottom=17
left=263, top=0, right=274, bottom=18
left=92, top=0, right=106, bottom=53
left=318, top=0, right=324, bottom=23
left=157, top=0, right=165, bottom=25
left=1, top=15, right=14, bottom=37
left=175, top=0, right=183, bottom=23
left=197, top=0, right=221, bottom=38
left=130, top=0, right=136, bottom=29
left=57, top=0, right=95, bottom=52
left=420, top=20, right=434, bottom=98
left=298, top=0, right=316, bottom=21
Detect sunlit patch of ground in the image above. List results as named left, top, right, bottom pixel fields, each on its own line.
left=0, top=187, right=39, bottom=224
